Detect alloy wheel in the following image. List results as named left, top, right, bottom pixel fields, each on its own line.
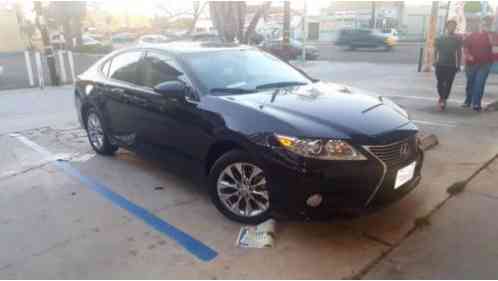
left=87, top=113, right=105, bottom=150
left=216, top=162, right=270, bottom=218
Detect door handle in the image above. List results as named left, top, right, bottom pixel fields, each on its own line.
left=130, top=95, right=148, bottom=107
left=111, top=88, right=125, bottom=94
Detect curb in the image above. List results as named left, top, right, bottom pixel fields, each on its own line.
left=417, top=132, right=439, bottom=151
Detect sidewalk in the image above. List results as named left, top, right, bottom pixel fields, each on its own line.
left=365, top=155, right=498, bottom=279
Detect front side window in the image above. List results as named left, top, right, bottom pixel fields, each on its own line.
left=184, top=49, right=310, bottom=93
left=141, top=52, right=185, bottom=88
left=108, top=51, right=142, bottom=84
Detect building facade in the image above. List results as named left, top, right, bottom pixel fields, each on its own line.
left=0, top=8, right=26, bottom=52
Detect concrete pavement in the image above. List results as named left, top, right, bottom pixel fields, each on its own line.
left=364, top=156, right=498, bottom=279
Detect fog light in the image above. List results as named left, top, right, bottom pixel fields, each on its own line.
left=306, top=194, right=323, bottom=208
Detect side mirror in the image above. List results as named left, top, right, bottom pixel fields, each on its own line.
left=153, top=80, right=186, bottom=99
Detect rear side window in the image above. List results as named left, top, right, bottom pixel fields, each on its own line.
left=141, top=52, right=186, bottom=88
left=108, top=51, right=142, bottom=84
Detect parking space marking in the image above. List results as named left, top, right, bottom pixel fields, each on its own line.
left=9, top=133, right=218, bottom=262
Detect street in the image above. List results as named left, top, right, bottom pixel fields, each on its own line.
left=1, top=60, right=498, bottom=278
left=313, top=42, right=422, bottom=65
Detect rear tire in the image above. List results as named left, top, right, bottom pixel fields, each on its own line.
left=85, top=108, right=118, bottom=156
left=208, top=150, right=271, bottom=224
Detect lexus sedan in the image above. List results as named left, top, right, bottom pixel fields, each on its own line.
left=75, top=42, right=423, bottom=224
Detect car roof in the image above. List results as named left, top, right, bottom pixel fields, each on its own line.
left=130, top=41, right=254, bottom=55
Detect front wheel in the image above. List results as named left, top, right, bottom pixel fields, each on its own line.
left=208, top=150, right=271, bottom=224
left=85, top=108, right=118, bottom=155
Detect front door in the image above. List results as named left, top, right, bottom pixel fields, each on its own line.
left=102, top=50, right=144, bottom=146
left=132, top=51, right=211, bottom=168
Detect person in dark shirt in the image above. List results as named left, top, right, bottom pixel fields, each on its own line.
left=463, top=17, right=494, bottom=111
left=434, top=20, right=462, bottom=111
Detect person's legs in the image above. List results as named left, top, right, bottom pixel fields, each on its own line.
left=464, top=65, right=478, bottom=106
left=444, top=66, right=458, bottom=100
left=472, top=63, right=491, bottom=110
left=435, top=65, right=445, bottom=99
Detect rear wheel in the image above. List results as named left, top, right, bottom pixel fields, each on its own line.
left=85, top=108, right=118, bottom=155
left=208, top=150, right=271, bottom=224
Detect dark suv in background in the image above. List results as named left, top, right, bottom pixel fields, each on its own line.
left=335, top=28, right=397, bottom=51
left=260, top=39, right=319, bottom=60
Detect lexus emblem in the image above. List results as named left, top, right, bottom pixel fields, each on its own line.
left=400, top=143, right=410, bottom=159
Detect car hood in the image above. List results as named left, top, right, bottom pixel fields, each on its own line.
left=218, top=82, right=412, bottom=140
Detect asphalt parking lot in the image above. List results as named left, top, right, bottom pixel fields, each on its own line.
left=1, top=62, right=498, bottom=278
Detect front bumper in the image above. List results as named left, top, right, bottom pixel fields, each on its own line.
left=261, top=136, right=423, bottom=218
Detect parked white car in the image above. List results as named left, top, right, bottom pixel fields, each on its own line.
left=137, top=34, right=171, bottom=44
left=0, top=65, right=4, bottom=77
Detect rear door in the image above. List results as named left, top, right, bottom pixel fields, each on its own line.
left=102, top=50, right=144, bottom=145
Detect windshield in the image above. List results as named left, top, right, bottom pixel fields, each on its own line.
left=183, top=49, right=310, bottom=94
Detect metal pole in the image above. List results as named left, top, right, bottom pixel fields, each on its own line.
left=444, top=1, right=451, bottom=30
left=35, top=52, right=45, bottom=89
left=283, top=1, right=291, bottom=61
left=24, top=50, right=35, bottom=87
left=58, top=50, right=67, bottom=84
left=67, top=50, right=76, bottom=83
left=34, top=1, right=59, bottom=86
left=371, top=1, right=376, bottom=28
left=301, top=0, right=307, bottom=62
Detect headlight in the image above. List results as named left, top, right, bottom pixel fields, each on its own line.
left=274, top=134, right=367, bottom=161
left=380, top=96, right=409, bottom=119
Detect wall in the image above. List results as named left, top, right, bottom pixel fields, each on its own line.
left=0, top=9, right=26, bottom=53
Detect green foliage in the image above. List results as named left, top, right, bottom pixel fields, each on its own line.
left=464, top=2, right=482, bottom=13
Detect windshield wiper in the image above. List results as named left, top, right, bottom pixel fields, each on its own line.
left=255, top=81, right=308, bottom=90
left=210, top=88, right=257, bottom=95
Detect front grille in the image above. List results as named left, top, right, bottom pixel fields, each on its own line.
left=366, top=137, right=417, bottom=169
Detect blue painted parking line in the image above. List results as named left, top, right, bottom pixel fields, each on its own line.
left=10, top=133, right=218, bottom=262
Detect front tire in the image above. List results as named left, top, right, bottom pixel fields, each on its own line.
left=208, top=150, right=271, bottom=224
left=85, top=108, right=118, bottom=155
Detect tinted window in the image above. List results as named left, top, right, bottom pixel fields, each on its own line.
left=141, top=52, right=185, bottom=88
left=109, top=51, right=142, bottom=84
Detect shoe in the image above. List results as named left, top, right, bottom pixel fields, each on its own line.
left=473, top=106, right=482, bottom=112
left=461, top=103, right=470, bottom=108
left=437, top=99, right=444, bottom=111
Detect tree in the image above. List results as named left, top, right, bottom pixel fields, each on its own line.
left=154, top=1, right=207, bottom=34
left=422, top=1, right=439, bottom=72
left=49, top=1, right=86, bottom=48
left=209, top=1, right=271, bottom=43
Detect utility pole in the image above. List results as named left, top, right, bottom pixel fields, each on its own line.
left=282, top=1, right=291, bottom=61
left=301, top=0, right=307, bottom=62
left=34, top=1, right=59, bottom=86
left=283, top=1, right=290, bottom=44
left=444, top=1, right=451, bottom=29
left=422, top=1, right=439, bottom=72
left=371, top=1, right=376, bottom=29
